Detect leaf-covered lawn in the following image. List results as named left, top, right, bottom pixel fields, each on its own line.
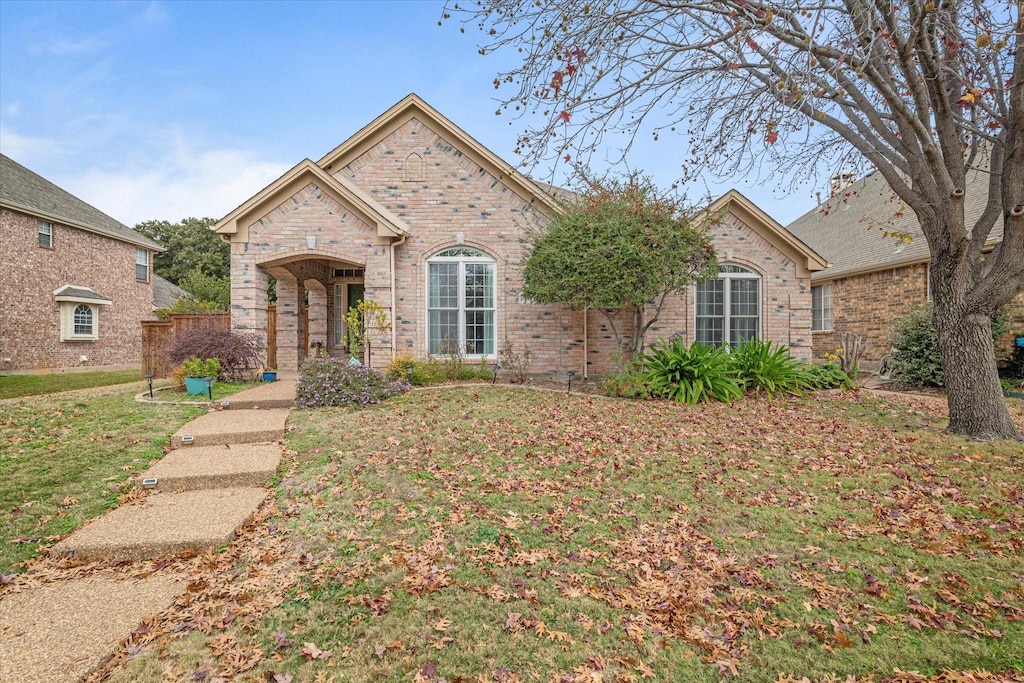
left=79, top=389, right=1024, bottom=681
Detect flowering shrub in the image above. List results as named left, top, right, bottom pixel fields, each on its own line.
left=296, top=356, right=411, bottom=408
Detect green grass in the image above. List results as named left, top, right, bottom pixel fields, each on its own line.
left=0, top=388, right=222, bottom=572
left=29, top=388, right=1024, bottom=681
left=0, top=369, right=142, bottom=399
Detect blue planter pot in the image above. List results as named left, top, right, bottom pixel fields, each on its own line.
left=262, top=371, right=277, bottom=382
left=184, top=377, right=210, bottom=396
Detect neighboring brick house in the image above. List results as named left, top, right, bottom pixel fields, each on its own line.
left=215, top=94, right=826, bottom=374
left=0, top=154, right=163, bottom=374
left=787, top=167, right=1024, bottom=365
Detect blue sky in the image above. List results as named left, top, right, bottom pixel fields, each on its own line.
left=0, top=0, right=821, bottom=227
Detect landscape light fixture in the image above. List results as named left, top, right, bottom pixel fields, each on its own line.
left=405, top=362, right=415, bottom=381
left=492, top=363, right=502, bottom=384
left=144, top=373, right=154, bottom=399
left=566, top=370, right=576, bottom=394
left=203, top=376, right=215, bottom=401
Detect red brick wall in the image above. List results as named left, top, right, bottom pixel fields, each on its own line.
left=0, top=208, right=155, bottom=373
left=813, top=263, right=1024, bottom=364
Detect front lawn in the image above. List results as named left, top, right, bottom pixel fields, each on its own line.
left=0, top=369, right=143, bottom=399
left=101, top=388, right=1024, bottom=682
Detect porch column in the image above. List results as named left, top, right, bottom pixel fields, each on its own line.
left=229, top=248, right=269, bottom=360
left=275, top=271, right=302, bottom=372
left=306, top=279, right=328, bottom=354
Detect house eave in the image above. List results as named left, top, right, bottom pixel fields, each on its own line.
left=1, top=200, right=164, bottom=252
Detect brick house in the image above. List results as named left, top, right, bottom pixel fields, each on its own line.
left=787, top=168, right=1024, bottom=365
left=0, top=154, right=162, bottom=374
left=215, top=94, right=826, bottom=375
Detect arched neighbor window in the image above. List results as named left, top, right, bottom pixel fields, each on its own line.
left=427, top=248, right=495, bottom=356
left=695, top=264, right=760, bottom=346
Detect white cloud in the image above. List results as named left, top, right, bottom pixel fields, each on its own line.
left=0, top=125, right=61, bottom=160
left=5, top=101, right=22, bottom=116
left=63, top=147, right=290, bottom=226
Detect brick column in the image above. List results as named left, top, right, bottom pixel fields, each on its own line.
left=275, top=271, right=301, bottom=372
left=306, top=279, right=328, bottom=354
left=230, top=248, right=269, bottom=363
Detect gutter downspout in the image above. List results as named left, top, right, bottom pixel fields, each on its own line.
left=390, top=233, right=408, bottom=358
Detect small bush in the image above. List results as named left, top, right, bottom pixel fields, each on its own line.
left=600, top=358, right=653, bottom=399
left=297, top=357, right=411, bottom=408
left=728, top=339, right=813, bottom=397
left=888, top=304, right=1008, bottom=389
left=169, top=364, right=187, bottom=392
left=499, top=338, right=533, bottom=383
left=181, top=356, right=221, bottom=378
left=805, top=362, right=854, bottom=390
left=641, top=339, right=742, bottom=404
left=386, top=353, right=439, bottom=386
left=168, top=327, right=263, bottom=381
left=1005, top=340, right=1024, bottom=380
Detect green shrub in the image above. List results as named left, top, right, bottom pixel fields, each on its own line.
left=181, top=356, right=221, bottom=378
left=889, top=304, right=1009, bottom=389
left=296, top=357, right=410, bottom=408
left=728, top=339, right=813, bottom=397
left=1005, top=340, right=1024, bottom=380
left=805, top=362, right=854, bottom=390
left=600, top=358, right=654, bottom=399
left=641, top=339, right=742, bottom=404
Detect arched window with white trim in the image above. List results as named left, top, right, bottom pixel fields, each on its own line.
left=695, top=264, right=760, bottom=346
left=427, top=248, right=496, bottom=356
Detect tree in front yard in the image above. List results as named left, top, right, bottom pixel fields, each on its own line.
left=451, top=0, right=1024, bottom=440
left=522, top=172, right=717, bottom=360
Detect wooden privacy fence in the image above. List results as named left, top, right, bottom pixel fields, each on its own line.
left=141, top=308, right=277, bottom=378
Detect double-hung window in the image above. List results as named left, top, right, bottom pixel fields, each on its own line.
left=38, top=221, right=52, bottom=248
left=695, top=264, right=761, bottom=346
left=812, top=283, right=833, bottom=331
left=136, top=249, right=150, bottom=282
left=427, top=248, right=495, bottom=357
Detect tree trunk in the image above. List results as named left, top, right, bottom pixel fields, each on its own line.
left=934, top=306, right=1021, bottom=441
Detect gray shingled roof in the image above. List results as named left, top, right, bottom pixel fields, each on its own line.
left=787, top=165, right=1002, bottom=281
left=153, top=274, right=187, bottom=309
left=0, top=153, right=161, bottom=251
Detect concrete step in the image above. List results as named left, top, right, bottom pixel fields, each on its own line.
left=138, top=443, right=282, bottom=492
left=50, top=488, right=268, bottom=563
left=216, top=379, right=296, bottom=410
left=170, top=408, right=290, bottom=448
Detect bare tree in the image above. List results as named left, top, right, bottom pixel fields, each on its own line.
left=448, top=0, right=1024, bottom=440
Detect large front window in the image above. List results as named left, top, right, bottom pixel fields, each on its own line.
left=428, top=248, right=495, bottom=356
left=696, top=264, right=760, bottom=346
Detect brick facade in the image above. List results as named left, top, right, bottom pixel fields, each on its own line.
left=812, top=263, right=1024, bottom=364
left=221, top=97, right=819, bottom=374
left=0, top=207, right=156, bottom=373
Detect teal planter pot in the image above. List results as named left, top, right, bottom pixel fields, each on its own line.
left=262, top=371, right=277, bottom=382
left=184, top=377, right=210, bottom=396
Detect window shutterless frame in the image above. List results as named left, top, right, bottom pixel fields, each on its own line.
left=426, top=248, right=496, bottom=358
left=38, top=221, right=52, bottom=248
left=695, top=264, right=761, bottom=347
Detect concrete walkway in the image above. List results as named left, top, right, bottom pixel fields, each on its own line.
left=0, top=377, right=297, bottom=683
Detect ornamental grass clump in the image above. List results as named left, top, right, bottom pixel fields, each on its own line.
left=728, top=339, right=815, bottom=397
left=296, top=356, right=411, bottom=409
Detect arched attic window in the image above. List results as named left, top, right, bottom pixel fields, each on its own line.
left=427, top=247, right=495, bottom=356
left=404, top=153, right=424, bottom=182
left=695, top=264, right=761, bottom=346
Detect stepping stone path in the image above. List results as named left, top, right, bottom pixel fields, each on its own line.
left=0, top=378, right=296, bottom=683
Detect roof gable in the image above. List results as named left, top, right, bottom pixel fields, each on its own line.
left=0, top=154, right=161, bottom=251
left=214, top=159, right=410, bottom=239
left=705, top=190, right=828, bottom=275
left=317, top=93, right=560, bottom=217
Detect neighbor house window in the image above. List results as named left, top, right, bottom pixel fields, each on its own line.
left=427, top=247, right=495, bottom=356
left=812, top=283, right=833, bottom=331
left=695, top=264, right=760, bottom=346
left=59, top=302, right=100, bottom=341
left=73, top=305, right=94, bottom=336
left=38, top=221, right=52, bottom=248
left=136, top=249, right=149, bottom=281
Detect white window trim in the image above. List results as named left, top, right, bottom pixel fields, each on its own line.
left=812, top=283, right=834, bottom=332
left=136, top=248, right=150, bottom=282
left=60, top=302, right=99, bottom=341
left=38, top=221, right=52, bottom=248
left=426, top=248, right=497, bottom=359
left=694, top=264, right=762, bottom=347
